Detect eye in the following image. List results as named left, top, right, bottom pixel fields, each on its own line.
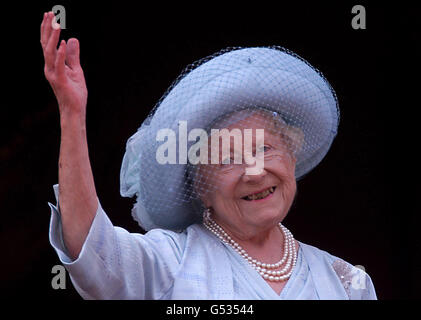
left=257, top=145, right=271, bottom=153
left=221, top=150, right=242, bottom=165
left=221, top=157, right=231, bottom=165
left=221, top=154, right=236, bottom=165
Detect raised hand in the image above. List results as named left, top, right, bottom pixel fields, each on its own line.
left=40, top=11, right=87, bottom=118
left=41, top=12, right=97, bottom=260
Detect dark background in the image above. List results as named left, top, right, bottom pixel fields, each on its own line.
left=1, top=1, right=419, bottom=300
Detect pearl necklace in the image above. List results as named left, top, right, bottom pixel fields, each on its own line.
left=203, top=214, right=297, bottom=282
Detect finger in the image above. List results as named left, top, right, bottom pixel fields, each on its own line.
left=42, top=12, right=54, bottom=51
left=44, top=14, right=61, bottom=71
left=51, top=11, right=61, bottom=31
left=40, top=12, right=47, bottom=47
left=65, top=38, right=81, bottom=70
left=55, top=40, right=67, bottom=80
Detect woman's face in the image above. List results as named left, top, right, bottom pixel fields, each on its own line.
left=198, top=113, right=297, bottom=239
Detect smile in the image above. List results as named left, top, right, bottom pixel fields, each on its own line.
left=242, top=186, right=276, bottom=201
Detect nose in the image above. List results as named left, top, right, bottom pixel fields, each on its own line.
left=241, top=167, right=267, bottom=183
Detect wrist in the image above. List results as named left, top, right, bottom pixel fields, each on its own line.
left=60, top=113, right=86, bottom=131
left=59, top=106, right=86, bottom=128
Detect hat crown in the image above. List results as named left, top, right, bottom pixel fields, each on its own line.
left=120, top=46, right=339, bottom=231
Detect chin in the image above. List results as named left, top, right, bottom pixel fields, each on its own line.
left=249, top=209, right=285, bottom=229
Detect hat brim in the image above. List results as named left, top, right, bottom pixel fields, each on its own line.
left=122, top=47, right=339, bottom=231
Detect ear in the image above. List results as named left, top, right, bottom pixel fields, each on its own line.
left=197, top=187, right=212, bottom=208
left=192, top=165, right=212, bottom=208
left=203, top=197, right=212, bottom=209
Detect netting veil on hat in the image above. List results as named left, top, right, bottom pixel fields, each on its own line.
left=120, top=46, right=340, bottom=231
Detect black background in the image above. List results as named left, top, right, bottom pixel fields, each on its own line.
left=1, top=1, right=419, bottom=300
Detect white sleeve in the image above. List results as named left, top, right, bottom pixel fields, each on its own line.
left=48, top=184, right=185, bottom=299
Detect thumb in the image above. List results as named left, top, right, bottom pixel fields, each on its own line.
left=65, top=38, right=81, bottom=69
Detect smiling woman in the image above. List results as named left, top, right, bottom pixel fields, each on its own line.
left=195, top=111, right=300, bottom=294
left=196, top=110, right=298, bottom=239
left=42, top=10, right=376, bottom=299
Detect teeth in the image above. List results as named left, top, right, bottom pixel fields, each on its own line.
left=245, top=187, right=275, bottom=201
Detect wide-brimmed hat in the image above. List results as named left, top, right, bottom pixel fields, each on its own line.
left=120, top=46, right=339, bottom=231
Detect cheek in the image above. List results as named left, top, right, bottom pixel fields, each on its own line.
left=281, top=177, right=297, bottom=211
left=201, top=176, right=238, bottom=208
left=287, top=179, right=297, bottom=196
left=268, top=156, right=295, bottom=181
left=268, top=158, right=296, bottom=198
left=283, top=158, right=296, bottom=183
left=215, top=179, right=238, bottom=202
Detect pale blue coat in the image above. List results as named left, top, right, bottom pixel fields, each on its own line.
left=48, top=185, right=377, bottom=300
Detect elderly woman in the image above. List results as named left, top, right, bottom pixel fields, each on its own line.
left=41, top=12, right=376, bottom=299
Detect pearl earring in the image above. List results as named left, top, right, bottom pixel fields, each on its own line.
left=203, top=208, right=211, bottom=219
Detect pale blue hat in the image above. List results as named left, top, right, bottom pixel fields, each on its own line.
left=120, top=46, right=339, bottom=231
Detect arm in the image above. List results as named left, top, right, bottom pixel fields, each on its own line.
left=42, top=13, right=185, bottom=299
left=41, top=11, right=97, bottom=260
